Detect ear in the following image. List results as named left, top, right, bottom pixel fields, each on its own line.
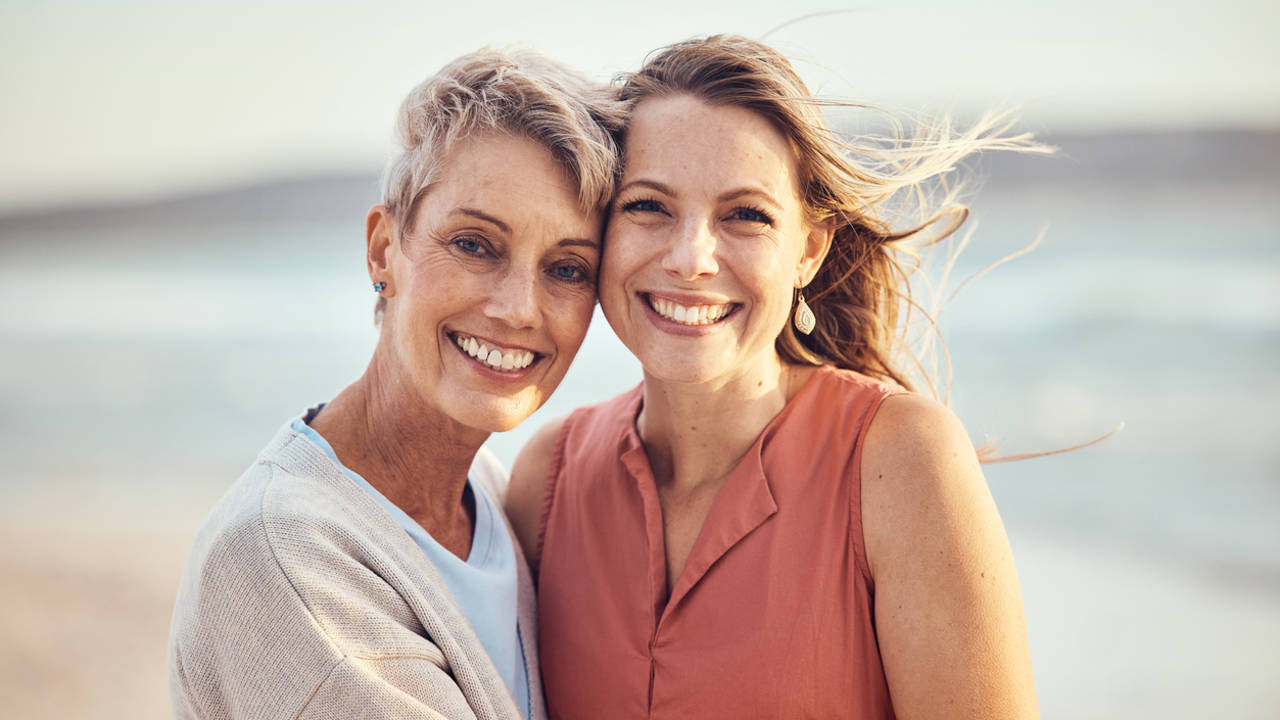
left=796, top=218, right=834, bottom=288
left=366, top=204, right=396, bottom=297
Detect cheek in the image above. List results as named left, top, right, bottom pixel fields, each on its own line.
left=596, top=260, right=626, bottom=316
left=601, top=221, right=650, bottom=272
left=598, top=244, right=624, bottom=286
left=600, top=230, right=650, bottom=296
left=552, top=293, right=597, bottom=348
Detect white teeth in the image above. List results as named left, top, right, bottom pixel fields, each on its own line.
left=648, top=296, right=731, bottom=326
left=453, top=334, right=536, bottom=371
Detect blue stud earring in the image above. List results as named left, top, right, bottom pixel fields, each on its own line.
left=372, top=282, right=386, bottom=293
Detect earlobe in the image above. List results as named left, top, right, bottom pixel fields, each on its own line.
left=367, top=204, right=396, bottom=298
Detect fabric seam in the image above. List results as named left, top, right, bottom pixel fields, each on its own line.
left=535, top=411, right=575, bottom=569
left=851, top=386, right=908, bottom=594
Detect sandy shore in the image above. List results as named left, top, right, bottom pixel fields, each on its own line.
left=3, top=477, right=1278, bottom=718
left=0, top=476, right=223, bottom=719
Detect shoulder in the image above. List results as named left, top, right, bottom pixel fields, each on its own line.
left=177, top=443, right=412, bottom=631
left=856, top=395, right=1039, bottom=716
left=505, top=414, right=571, bottom=572
left=176, top=457, right=360, bottom=606
left=170, top=461, right=346, bottom=717
left=505, top=386, right=641, bottom=554
left=859, top=392, right=993, bottom=577
left=863, top=393, right=974, bottom=471
left=815, top=366, right=901, bottom=416
left=776, top=366, right=900, bottom=450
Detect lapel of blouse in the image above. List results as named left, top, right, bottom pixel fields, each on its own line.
left=663, top=437, right=777, bottom=616
left=617, top=396, right=780, bottom=625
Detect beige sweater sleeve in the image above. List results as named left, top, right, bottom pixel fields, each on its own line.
left=169, top=437, right=528, bottom=720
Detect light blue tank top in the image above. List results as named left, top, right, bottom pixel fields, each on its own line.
left=291, top=415, right=530, bottom=717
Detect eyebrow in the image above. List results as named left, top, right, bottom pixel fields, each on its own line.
left=454, top=207, right=597, bottom=250
left=616, top=179, right=676, bottom=197
left=618, top=179, right=783, bottom=210
left=718, top=187, right=784, bottom=210
left=454, top=207, right=511, bottom=233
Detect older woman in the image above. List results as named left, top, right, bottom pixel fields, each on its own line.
left=508, top=36, right=1040, bottom=719
left=168, top=48, right=622, bottom=720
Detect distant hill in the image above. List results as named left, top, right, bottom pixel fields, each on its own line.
left=0, top=173, right=382, bottom=236
left=1, top=130, right=1274, bottom=237
left=981, top=129, right=1279, bottom=187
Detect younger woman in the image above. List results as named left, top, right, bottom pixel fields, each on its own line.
left=508, top=35, right=1040, bottom=719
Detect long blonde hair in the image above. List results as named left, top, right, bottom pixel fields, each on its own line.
left=615, top=35, right=1049, bottom=397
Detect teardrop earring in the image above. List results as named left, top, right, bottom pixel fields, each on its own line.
left=794, top=292, right=815, bottom=335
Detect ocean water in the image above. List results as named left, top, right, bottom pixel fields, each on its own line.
left=1, top=134, right=1278, bottom=715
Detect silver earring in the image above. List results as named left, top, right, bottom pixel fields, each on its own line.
left=372, top=282, right=386, bottom=293
left=794, top=292, right=815, bottom=335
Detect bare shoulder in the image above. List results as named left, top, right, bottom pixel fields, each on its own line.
left=863, top=393, right=976, bottom=478
left=860, top=393, right=1039, bottom=718
left=861, top=392, right=991, bottom=578
left=505, top=414, right=569, bottom=573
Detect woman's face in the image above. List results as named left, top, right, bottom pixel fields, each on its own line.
left=600, top=94, right=829, bottom=386
left=372, top=132, right=601, bottom=432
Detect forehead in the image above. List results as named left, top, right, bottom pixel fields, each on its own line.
left=622, top=94, right=801, bottom=199
left=431, top=132, right=579, bottom=206
left=405, top=131, right=602, bottom=239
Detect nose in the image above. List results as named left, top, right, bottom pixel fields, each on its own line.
left=662, top=217, right=719, bottom=280
left=484, top=267, right=541, bottom=329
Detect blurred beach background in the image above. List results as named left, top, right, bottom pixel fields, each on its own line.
left=1, top=1, right=1276, bottom=717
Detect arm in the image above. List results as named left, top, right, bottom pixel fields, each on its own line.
left=297, top=657, right=478, bottom=720
left=505, top=415, right=568, bottom=575
left=170, top=480, right=490, bottom=720
left=862, top=394, right=1038, bottom=719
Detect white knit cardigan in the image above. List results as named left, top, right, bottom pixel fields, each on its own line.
left=167, top=420, right=547, bottom=720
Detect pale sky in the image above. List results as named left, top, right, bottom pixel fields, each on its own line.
left=1, top=0, right=1276, bottom=212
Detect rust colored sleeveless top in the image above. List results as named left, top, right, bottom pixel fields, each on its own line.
left=536, top=366, right=900, bottom=719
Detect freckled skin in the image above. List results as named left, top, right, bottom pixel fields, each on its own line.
left=599, top=95, right=828, bottom=388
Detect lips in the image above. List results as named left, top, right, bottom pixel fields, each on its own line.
left=451, top=333, right=538, bottom=371
left=644, top=293, right=735, bottom=326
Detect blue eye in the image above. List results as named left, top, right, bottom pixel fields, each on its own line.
left=551, top=263, right=589, bottom=284
left=622, top=198, right=663, bottom=213
left=730, top=206, right=773, bottom=224
left=453, top=236, right=487, bottom=255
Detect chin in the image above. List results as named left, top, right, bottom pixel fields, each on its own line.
left=638, top=356, right=729, bottom=386
left=448, top=392, right=543, bottom=434
left=482, top=413, right=528, bottom=434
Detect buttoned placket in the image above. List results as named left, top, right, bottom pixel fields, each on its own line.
left=617, top=413, right=779, bottom=715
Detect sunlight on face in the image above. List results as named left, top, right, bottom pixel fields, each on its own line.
left=600, top=95, right=822, bottom=387
left=381, top=132, right=602, bottom=431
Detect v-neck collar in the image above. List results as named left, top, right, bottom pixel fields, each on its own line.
left=616, top=366, right=831, bottom=628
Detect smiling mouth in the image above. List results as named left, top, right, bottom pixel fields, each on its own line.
left=450, top=333, right=538, bottom=371
left=644, top=294, right=736, bottom=326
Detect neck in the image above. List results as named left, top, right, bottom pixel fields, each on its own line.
left=636, top=353, right=819, bottom=493
left=310, top=342, right=486, bottom=543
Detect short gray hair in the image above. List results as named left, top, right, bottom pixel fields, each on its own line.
left=384, top=46, right=624, bottom=223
